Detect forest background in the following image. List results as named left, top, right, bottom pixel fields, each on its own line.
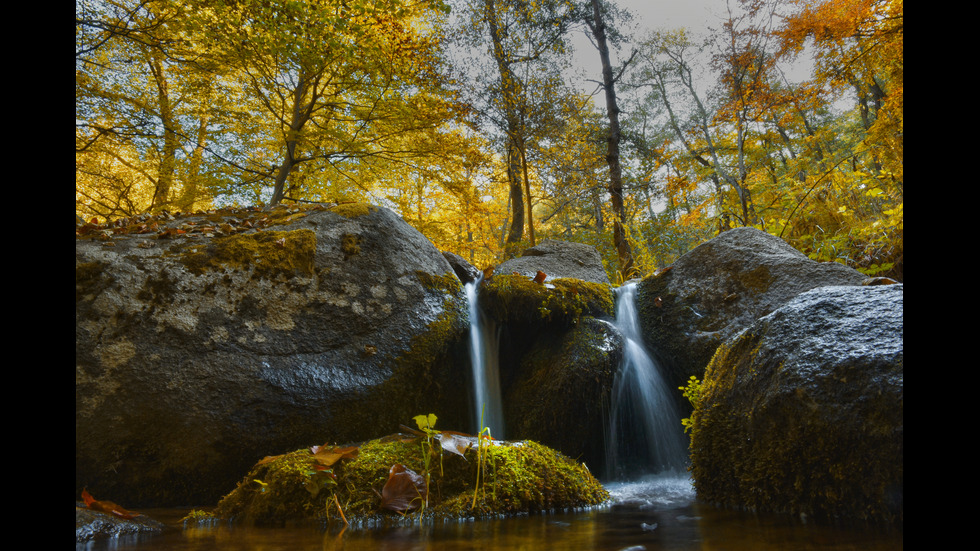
left=75, top=0, right=903, bottom=283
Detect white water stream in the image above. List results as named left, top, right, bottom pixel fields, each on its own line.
left=465, top=278, right=505, bottom=438
left=605, top=282, right=689, bottom=480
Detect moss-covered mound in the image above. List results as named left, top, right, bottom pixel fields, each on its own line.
left=479, top=274, right=613, bottom=327
left=197, top=428, right=609, bottom=526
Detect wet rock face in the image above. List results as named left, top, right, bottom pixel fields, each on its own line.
left=76, top=204, right=469, bottom=507
left=75, top=506, right=165, bottom=542
left=690, top=284, right=904, bottom=523
left=504, top=316, right=623, bottom=471
left=636, top=227, right=867, bottom=387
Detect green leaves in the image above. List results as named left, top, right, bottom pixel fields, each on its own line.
left=413, top=413, right=438, bottom=433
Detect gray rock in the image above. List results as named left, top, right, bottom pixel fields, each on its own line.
left=75, top=506, right=165, bottom=542
left=76, top=204, right=469, bottom=507
left=690, top=284, right=903, bottom=523
left=443, top=250, right=482, bottom=284
left=636, top=227, right=866, bottom=386
left=497, top=239, right=609, bottom=284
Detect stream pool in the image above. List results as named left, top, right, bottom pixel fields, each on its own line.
left=76, top=475, right=901, bottom=551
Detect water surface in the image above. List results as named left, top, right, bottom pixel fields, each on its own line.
left=77, top=475, right=901, bottom=551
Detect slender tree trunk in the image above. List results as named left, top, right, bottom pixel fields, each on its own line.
left=148, top=48, right=177, bottom=212
left=271, top=69, right=317, bottom=205
left=517, top=138, right=535, bottom=246
left=588, top=0, right=634, bottom=279
left=179, top=110, right=210, bottom=212
left=485, top=0, right=525, bottom=255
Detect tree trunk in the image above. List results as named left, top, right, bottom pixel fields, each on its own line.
left=588, top=0, right=634, bottom=280
left=148, top=48, right=177, bottom=212
left=485, top=0, right=526, bottom=255
left=271, top=69, right=315, bottom=205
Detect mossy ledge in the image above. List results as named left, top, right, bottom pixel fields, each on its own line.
left=189, top=432, right=609, bottom=527
left=479, top=274, right=614, bottom=326
left=170, top=228, right=317, bottom=278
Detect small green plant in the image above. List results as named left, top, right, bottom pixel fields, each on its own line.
left=412, top=413, right=440, bottom=511
left=678, top=376, right=702, bottom=433
left=470, top=407, right=494, bottom=510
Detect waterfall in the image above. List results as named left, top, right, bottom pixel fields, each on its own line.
left=465, top=278, right=505, bottom=438
left=606, top=282, right=688, bottom=480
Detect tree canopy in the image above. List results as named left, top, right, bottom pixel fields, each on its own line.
left=77, top=0, right=903, bottom=281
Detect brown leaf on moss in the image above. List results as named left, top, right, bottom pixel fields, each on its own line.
left=255, top=454, right=282, bottom=466
left=380, top=464, right=426, bottom=512
left=310, top=445, right=359, bottom=468
left=533, top=270, right=547, bottom=284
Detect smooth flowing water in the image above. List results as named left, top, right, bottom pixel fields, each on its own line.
left=605, top=282, right=688, bottom=480
left=465, top=278, right=504, bottom=438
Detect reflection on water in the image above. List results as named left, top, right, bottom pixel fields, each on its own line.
left=77, top=475, right=901, bottom=551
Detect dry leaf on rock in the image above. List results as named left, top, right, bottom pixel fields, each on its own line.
left=380, top=464, right=426, bottom=512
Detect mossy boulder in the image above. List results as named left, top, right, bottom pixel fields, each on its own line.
left=198, top=431, right=609, bottom=526
left=479, top=274, right=614, bottom=328
left=636, top=227, right=867, bottom=391
left=76, top=203, right=470, bottom=507
left=689, top=285, right=903, bottom=523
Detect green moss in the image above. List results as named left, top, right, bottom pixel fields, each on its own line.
left=415, top=270, right=463, bottom=296
left=173, top=229, right=316, bottom=278
left=340, top=233, right=361, bottom=259
left=202, top=432, right=608, bottom=527
left=330, top=202, right=377, bottom=218
left=740, top=265, right=774, bottom=294
left=480, top=274, right=613, bottom=326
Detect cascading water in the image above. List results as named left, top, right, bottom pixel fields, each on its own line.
left=465, top=278, right=505, bottom=438
left=605, top=282, right=688, bottom=480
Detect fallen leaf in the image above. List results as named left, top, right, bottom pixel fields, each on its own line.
left=533, top=270, right=547, bottom=284
left=380, top=464, right=426, bottom=512
left=255, top=454, right=282, bottom=466
left=310, top=445, right=359, bottom=468
left=435, top=431, right=474, bottom=458
left=81, top=489, right=141, bottom=520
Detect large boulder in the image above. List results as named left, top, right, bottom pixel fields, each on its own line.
left=76, top=203, right=470, bottom=507
left=497, top=239, right=610, bottom=284
left=636, top=227, right=867, bottom=387
left=690, top=284, right=903, bottom=523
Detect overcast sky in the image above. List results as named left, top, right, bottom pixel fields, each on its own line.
left=566, top=0, right=728, bottom=98
left=621, top=0, right=725, bottom=33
